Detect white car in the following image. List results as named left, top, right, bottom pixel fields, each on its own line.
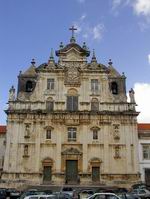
left=83, top=193, right=121, bottom=199
left=24, top=194, right=57, bottom=199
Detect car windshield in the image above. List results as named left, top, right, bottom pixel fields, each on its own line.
left=62, top=188, right=73, bottom=191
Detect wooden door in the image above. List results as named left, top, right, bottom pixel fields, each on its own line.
left=43, top=166, right=52, bottom=182
left=66, top=160, right=78, bottom=183
left=145, top=168, right=150, bottom=186
left=92, top=166, right=100, bottom=182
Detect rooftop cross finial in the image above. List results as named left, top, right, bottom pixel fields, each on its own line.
left=69, top=25, right=77, bottom=43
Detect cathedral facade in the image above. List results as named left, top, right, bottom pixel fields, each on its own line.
left=3, top=29, right=140, bottom=186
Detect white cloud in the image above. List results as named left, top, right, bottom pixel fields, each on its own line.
left=73, top=15, right=105, bottom=42
left=148, top=54, right=150, bottom=64
left=80, top=14, right=86, bottom=21
left=133, top=83, right=150, bottom=122
left=73, top=23, right=82, bottom=33
left=111, top=0, right=150, bottom=29
left=112, top=0, right=131, bottom=10
left=112, top=0, right=123, bottom=10
left=77, top=0, right=85, bottom=3
left=93, top=24, right=105, bottom=40
left=133, top=0, right=150, bottom=17
left=112, top=0, right=150, bottom=18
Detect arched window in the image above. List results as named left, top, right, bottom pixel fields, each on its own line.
left=46, top=129, right=51, bottom=139
left=26, top=80, right=33, bottom=92
left=111, top=82, right=118, bottom=95
left=91, top=127, right=100, bottom=140
left=67, top=89, right=78, bottom=111
left=46, top=97, right=54, bottom=112
left=91, top=98, right=99, bottom=111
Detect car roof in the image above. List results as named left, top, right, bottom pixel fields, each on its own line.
left=24, top=194, right=56, bottom=198
left=87, top=193, right=120, bottom=198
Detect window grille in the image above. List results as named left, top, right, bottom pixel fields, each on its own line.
left=68, top=127, right=77, bottom=141
left=47, top=79, right=54, bottom=90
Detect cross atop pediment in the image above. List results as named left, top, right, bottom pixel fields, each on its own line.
left=69, top=25, right=77, bottom=43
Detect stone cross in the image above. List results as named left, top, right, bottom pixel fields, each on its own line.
left=69, top=25, right=77, bottom=38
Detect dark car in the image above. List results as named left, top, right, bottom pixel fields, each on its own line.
left=0, top=189, right=7, bottom=199
left=132, top=184, right=147, bottom=190
left=9, top=189, right=21, bottom=199
left=19, top=190, right=46, bottom=199
left=114, top=188, right=128, bottom=194
left=53, top=192, right=73, bottom=199
left=117, top=193, right=141, bottom=199
left=130, top=189, right=150, bottom=199
left=78, top=189, right=95, bottom=199
left=61, top=187, right=74, bottom=197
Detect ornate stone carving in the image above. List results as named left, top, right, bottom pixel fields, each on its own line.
left=114, top=146, right=121, bottom=159
left=64, top=62, right=80, bottom=85
left=61, top=147, right=82, bottom=155
left=113, top=124, right=120, bottom=140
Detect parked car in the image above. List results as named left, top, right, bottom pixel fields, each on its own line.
left=95, top=188, right=128, bottom=194
left=53, top=192, right=72, bottom=199
left=130, top=189, right=150, bottom=199
left=0, top=189, right=7, bottom=199
left=132, top=184, right=147, bottom=190
left=60, top=187, right=74, bottom=197
left=19, top=191, right=46, bottom=199
left=78, top=189, right=95, bottom=199
left=9, top=189, right=21, bottom=199
left=24, top=195, right=57, bottom=199
left=117, top=193, right=141, bottom=199
left=83, top=192, right=121, bottom=199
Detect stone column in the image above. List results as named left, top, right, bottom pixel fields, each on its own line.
left=82, top=125, right=88, bottom=172
left=125, top=125, right=132, bottom=173
left=103, top=125, right=109, bottom=173
left=55, top=125, right=62, bottom=172
left=35, top=122, right=41, bottom=172
left=3, top=120, right=12, bottom=172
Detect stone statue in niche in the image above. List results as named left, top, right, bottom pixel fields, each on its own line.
left=9, top=86, right=15, bottom=101
left=129, top=88, right=135, bottom=103
left=24, top=145, right=28, bottom=156
left=114, top=146, right=120, bottom=158
left=25, top=124, right=30, bottom=138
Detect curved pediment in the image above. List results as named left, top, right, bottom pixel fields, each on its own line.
left=89, top=157, right=102, bottom=163
left=61, top=147, right=82, bottom=155
left=56, top=43, right=90, bottom=57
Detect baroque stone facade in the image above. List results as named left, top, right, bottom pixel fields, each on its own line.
left=0, top=126, right=6, bottom=176
left=138, top=124, right=150, bottom=186
left=3, top=30, right=140, bottom=186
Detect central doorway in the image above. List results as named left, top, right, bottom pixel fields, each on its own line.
left=145, top=168, right=150, bottom=186
left=92, top=166, right=100, bottom=182
left=43, top=166, right=52, bottom=182
left=66, top=160, right=78, bottom=183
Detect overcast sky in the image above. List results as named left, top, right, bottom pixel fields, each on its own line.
left=0, top=0, right=150, bottom=124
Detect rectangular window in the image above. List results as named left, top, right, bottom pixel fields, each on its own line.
left=91, top=101, right=99, bottom=111
left=46, top=101, right=54, bottom=112
left=46, top=130, right=51, bottom=139
left=68, top=127, right=76, bottom=141
left=67, top=96, right=78, bottom=111
left=91, top=79, right=99, bottom=92
left=47, top=79, right=54, bottom=90
left=93, top=130, right=98, bottom=140
left=143, top=145, right=150, bottom=160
